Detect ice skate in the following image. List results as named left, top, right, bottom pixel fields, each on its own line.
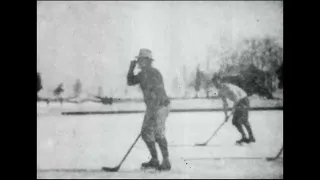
left=235, top=137, right=249, bottom=145
left=157, top=158, right=171, bottom=171
left=141, top=158, right=159, bottom=170
left=247, top=136, right=256, bottom=143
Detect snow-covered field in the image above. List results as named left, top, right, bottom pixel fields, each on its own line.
left=37, top=109, right=283, bottom=179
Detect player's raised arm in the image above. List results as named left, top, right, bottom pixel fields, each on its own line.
left=127, top=60, right=140, bottom=86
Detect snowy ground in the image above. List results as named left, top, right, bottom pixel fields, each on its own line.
left=37, top=110, right=283, bottom=179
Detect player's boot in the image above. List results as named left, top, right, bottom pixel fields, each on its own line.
left=243, top=123, right=255, bottom=144
left=248, top=136, right=256, bottom=143
left=158, top=158, right=171, bottom=171
left=236, top=137, right=249, bottom=145
left=141, top=158, right=160, bottom=170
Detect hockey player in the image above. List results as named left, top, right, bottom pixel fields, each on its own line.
left=37, top=72, right=42, bottom=95
left=127, top=49, right=171, bottom=171
left=212, top=74, right=256, bottom=145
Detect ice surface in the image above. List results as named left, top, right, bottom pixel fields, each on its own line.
left=37, top=110, right=283, bottom=179
left=37, top=97, right=283, bottom=117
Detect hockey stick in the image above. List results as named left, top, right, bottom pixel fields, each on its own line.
left=102, top=133, right=141, bottom=172
left=194, top=109, right=235, bottom=146
left=266, top=145, right=283, bottom=161
left=194, top=121, right=227, bottom=146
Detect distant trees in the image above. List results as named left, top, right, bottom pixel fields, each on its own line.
left=194, top=65, right=201, bottom=98
left=54, top=83, right=64, bottom=105
left=171, top=75, right=181, bottom=97
left=217, top=36, right=283, bottom=99
left=188, top=36, right=282, bottom=99
left=97, top=86, right=103, bottom=97
left=54, top=83, right=64, bottom=96
left=190, top=64, right=213, bottom=98
left=73, top=79, right=82, bottom=98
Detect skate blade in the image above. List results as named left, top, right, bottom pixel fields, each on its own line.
left=157, top=168, right=171, bottom=172
left=235, top=142, right=244, bottom=146
left=266, top=157, right=276, bottom=161
left=140, top=167, right=159, bottom=172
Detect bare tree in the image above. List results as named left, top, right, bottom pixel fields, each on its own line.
left=203, top=73, right=212, bottom=98
left=73, top=79, right=82, bottom=98
left=182, top=65, right=189, bottom=98
left=53, top=83, right=64, bottom=106
left=54, top=83, right=64, bottom=106
left=171, top=75, right=181, bottom=97
left=54, top=83, right=64, bottom=96
left=194, top=65, right=201, bottom=98
left=97, top=86, right=103, bottom=97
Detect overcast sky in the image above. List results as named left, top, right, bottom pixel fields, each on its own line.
left=37, top=1, right=283, bottom=97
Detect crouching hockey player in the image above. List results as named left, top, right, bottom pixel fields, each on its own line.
left=127, top=48, right=171, bottom=171
left=212, top=75, right=256, bottom=145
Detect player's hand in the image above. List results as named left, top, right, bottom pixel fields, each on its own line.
left=130, top=60, right=137, bottom=67
left=224, top=114, right=229, bottom=122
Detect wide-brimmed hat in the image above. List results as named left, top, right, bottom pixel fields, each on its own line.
left=135, top=48, right=153, bottom=60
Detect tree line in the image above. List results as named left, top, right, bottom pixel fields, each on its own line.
left=37, top=36, right=283, bottom=102
left=37, top=76, right=113, bottom=105
left=187, top=36, right=283, bottom=99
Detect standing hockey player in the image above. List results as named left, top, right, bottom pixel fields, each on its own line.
left=127, top=48, right=171, bottom=171
left=37, top=72, right=42, bottom=96
left=212, top=74, right=256, bottom=145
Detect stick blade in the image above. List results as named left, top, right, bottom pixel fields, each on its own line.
left=194, top=143, right=207, bottom=146
left=101, top=166, right=120, bottom=172
left=266, top=157, right=276, bottom=161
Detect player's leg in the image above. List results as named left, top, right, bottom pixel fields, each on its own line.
left=154, top=105, right=171, bottom=171
left=232, top=107, right=247, bottom=144
left=141, top=110, right=159, bottom=169
left=243, top=121, right=255, bottom=143
left=241, top=98, right=256, bottom=143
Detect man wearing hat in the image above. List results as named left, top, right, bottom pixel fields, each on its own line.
left=37, top=72, right=42, bottom=98
left=127, top=48, right=171, bottom=171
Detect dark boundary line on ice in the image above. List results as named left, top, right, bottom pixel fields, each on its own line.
left=37, top=169, right=101, bottom=173
left=37, top=156, right=283, bottom=172
left=61, top=107, right=283, bottom=115
left=37, top=156, right=283, bottom=173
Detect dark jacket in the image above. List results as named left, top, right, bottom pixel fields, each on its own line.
left=127, top=66, right=170, bottom=110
